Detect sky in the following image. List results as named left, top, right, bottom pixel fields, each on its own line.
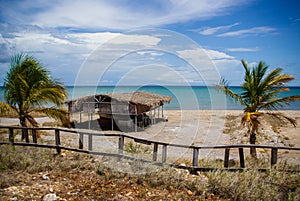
left=0, top=0, right=299, bottom=86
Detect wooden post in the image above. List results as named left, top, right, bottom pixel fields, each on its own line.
left=23, top=128, right=29, bottom=143
left=224, top=148, right=230, bottom=168
left=271, top=148, right=278, bottom=166
left=55, top=129, right=61, bottom=154
left=153, top=143, right=158, bottom=161
left=88, top=112, right=91, bottom=130
left=118, top=135, right=124, bottom=155
left=192, top=148, right=199, bottom=167
left=88, top=134, right=93, bottom=151
left=80, top=111, right=82, bottom=123
left=239, top=148, right=245, bottom=168
left=79, top=133, right=84, bottom=149
left=135, top=115, right=138, bottom=132
left=32, top=129, right=37, bottom=143
left=153, top=109, right=156, bottom=124
left=9, top=127, right=14, bottom=144
left=162, top=144, right=167, bottom=163
left=142, top=113, right=144, bottom=129
left=135, top=105, right=138, bottom=132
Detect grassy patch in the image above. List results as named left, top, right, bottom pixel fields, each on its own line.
left=0, top=145, right=299, bottom=200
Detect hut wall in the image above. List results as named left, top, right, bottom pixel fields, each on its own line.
left=82, top=103, right=96, bottom=112
left=98, top=102, right=136, bottom=114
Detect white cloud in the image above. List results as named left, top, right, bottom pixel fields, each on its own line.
left=205, top=49, right=235, bottom=60
left=107, top=34, right=161, bottom=47
left=197, top=23, right=240, bottom=35
left=217, top=26, right=276, bottom=37
left=178, top=48, right=234, bottom=60
left=3, top=0, right=249, bottom=30
left=227, top=47, right=260, bottom=52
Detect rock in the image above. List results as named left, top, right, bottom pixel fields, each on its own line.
left=42, top=174, right=50, bottom=180
left=43, top=193, right=57, bottom=201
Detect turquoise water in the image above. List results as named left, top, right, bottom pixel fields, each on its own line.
left=1, top=86, right=299, bottom=110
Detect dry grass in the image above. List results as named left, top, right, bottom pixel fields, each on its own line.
left=0, top=145, right=299, bottom=200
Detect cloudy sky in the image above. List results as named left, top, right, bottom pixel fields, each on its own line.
left=0, top=0, right=299, bottom=86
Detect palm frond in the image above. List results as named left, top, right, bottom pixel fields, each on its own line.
left=258, top=95, right=300, bottom=111
left=265, top=112, right=297, bottom=127
left=33, top=107, right=70, bottom=127
left=25, top=114, right=39, bottom=127
left=0, top=102, right=15, bottom=115
left=241, top=112, right=262, bottom=133
left=3, top=53, right=68, bottom=127
left=216, top=78, right=247, bottom=106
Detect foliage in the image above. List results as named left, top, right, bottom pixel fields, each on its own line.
left=124, top=141, right=150, bottom=154
left=217, top=60, right=300, bottom=157
left=1, top=53, right=70, bottom=128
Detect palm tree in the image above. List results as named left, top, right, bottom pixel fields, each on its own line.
left=1, top=53, right=70, bottom=140
left=217, top=60, right=300, bottom=157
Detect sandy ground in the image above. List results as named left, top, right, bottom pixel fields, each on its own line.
left=1, top=110, right=300, bottom=164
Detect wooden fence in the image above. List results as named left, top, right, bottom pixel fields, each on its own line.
left=1, top=125, right=300, bottom=172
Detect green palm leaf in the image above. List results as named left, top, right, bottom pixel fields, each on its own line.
left=217, top=59, right=300, bottom=157
left=2, top=53, right=69, bottom=128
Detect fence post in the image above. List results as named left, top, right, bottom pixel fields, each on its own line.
left=239, top=148, right=245, bottom=168
left=55, top=129, right=61, bottom=154
left=192, top=148, right=199, bottom=167
left=79, top=133, right=84, bottom=149
left=22, top=128, right=29, bottom=143
left=118, top=135, right=124, bottom=155
left=32, top=129, right=37, bottom=143
left=271, top=148, right=278, bottom=166
left=153, top=143, right=158, bottom=161
left=224, top=148, right=230, bottom=168
left=9, top=127, right=14, bottom=144
left=88, top=134, right=93, bottom=151
left=162, top=144, right=167, bottom=163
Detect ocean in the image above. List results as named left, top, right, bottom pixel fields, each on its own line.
left=2, top=86, right=298, bottom=110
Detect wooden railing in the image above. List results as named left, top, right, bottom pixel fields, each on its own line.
left=1, top=125, right=300, bottom=172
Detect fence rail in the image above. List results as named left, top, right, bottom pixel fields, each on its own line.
left=1, top=125, right=300, bottom=172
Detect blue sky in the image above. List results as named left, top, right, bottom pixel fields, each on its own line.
left=0, top=0, right=299, bottom=86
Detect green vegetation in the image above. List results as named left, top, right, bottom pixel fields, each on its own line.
left=124, top=141, right=151, bottom=154
left=0, top=53, right=70, bottom=133
left=0, top=145, right=299, bottom=200
left=217, top=60, right=300, bottom=157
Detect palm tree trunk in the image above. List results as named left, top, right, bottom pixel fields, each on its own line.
left=250, top=132, right=257, bottom=158
left=19, top=116, right=29, bottom=142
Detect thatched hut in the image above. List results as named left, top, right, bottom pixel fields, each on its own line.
left=65, top=91, right=172, bottom=131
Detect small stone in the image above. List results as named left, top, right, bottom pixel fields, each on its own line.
left=42, top=175, right=49, bottom=180
left=43, top=193, right=57, bottom=201
left=187, top=190, right=193, bottom=195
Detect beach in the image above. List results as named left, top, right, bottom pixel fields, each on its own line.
left=1, top=109, right=300, bottom=164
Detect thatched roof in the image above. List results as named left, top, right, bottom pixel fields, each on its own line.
left=108, top=91, right=172, bottom=107
left=66, top=91, right=172, bottom=112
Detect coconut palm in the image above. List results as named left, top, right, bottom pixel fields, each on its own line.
left=217, top=60, right=300, bottom=157
left=1, top=53, right=70, bottom=140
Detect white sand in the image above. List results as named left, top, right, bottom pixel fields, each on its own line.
left=1, top=110, right=300, bottom=163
